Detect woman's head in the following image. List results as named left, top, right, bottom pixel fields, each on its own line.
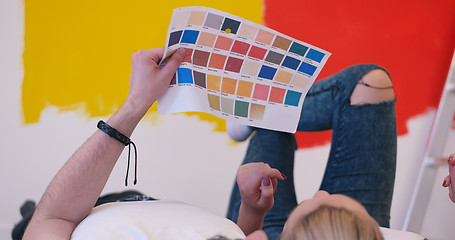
left=280, top=190, right=384, bottom=240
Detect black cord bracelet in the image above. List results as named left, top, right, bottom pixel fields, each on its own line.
left=97, top=120, right=138, bottom=186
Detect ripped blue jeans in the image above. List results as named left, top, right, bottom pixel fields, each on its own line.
left=226, top=64, right=397, bottom=239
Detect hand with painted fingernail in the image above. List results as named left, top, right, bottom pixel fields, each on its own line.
left=442, top=153, right=455, bottom=203
left=236, top=162, right=286, bottom=235
left=237, top=162, right=286, bottom=213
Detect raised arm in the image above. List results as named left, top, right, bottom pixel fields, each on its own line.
left=236, top=162, right=286, bottom=236
left=23, top=48, right=185, bottom=240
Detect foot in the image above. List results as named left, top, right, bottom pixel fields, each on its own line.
left=226, top=121, right=254, bottom=142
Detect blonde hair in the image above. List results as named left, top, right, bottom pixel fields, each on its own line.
left=281, top=205, right=384, bottom=240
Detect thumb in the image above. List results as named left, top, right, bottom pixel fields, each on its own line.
left=160, top=48, right=185, bottom=79
left=261, top=176, right=275, bottom=199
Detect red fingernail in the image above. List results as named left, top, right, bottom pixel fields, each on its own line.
left=262, top=176, right=271, bottom=186
left=443, top=180, right=447, bottom=187
left=449, top=156, right=454, bottom=164
left=281, top=173, right=287, bottom=180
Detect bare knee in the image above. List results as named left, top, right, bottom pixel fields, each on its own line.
left=350, top=69, right=395, bottom=106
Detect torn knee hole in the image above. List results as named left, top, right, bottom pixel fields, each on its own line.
left=350, top=69, right=395, bottom=106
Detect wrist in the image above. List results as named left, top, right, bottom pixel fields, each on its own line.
left=240, top=202, right=267, bottom=218
left=122, top=96, right=153, bottom=119
left=104, top=99, right=147, bottom=139
left=238, top=202, right=266, bottom=235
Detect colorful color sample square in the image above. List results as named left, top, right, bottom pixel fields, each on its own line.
left=258, top=65, right=277, bottom=80
left=221, top=97, right=234, bottom=114
left=208, top=53, right=227, bottom=69
left=231, top=40, right=250, bottom=55
left=241, top=60, right=261, bottom=76
left=169, top=30, right=183, bottom=47
left=289, top=42, right=309, bottom=57
left=206, top=74, right=221, bottom=91
left=204, top=13, right=224, bottom=29
left=238, top=24, right=258, bottom=40
left=269, top=87, right=286, bottom=104
left=172, top=11, right=189, bottom=27
left=265, top=51, right=284, bottom=65
left=193, top=71, right=206, bottom=88
left=221, top=18, right=241, bottom=34
left=221, top=77, right=237, bottom=95
left=255, top=29, right=274, bottom=45
left=177, top=68, right=193, bottom=84
left=214, top=36, right=233, bottom=51
left=236, top=80, right=254, bottom=98
left=188, top=11, right=206, bottom=26
left=284, top=90, right=302, bottom=107
left=291, top=74, right=310, bottom=89
left=306, top=49, right=325, bottom=63
left=207, top=94, right=220, bottom=111
left=225, top=57, right=243, bottom=73
left=250, top=103, right=265, bottom=120
left=272, top=36, right=292, bottom=51
left=234, top=100, right=249, bottom=117
left=253, top=84, right=270, bottom=101
left=248, top=46, right=267, bottom=60
left=282, top=56, right=301, bottom=70
left=274, top=70, right=293, bottom=84
left=181, top=30, right=200, bottom=44
left=298, top=62, right=317, bottom=76
left=193, top=50, right=210, bottom=67
left=197, top=32, right=217, bottom=47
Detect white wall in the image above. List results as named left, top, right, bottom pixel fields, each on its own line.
left=1, top=1, right=455, bottom=239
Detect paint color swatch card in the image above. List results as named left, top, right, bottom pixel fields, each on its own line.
left=158, top=6, right=330, bottom=133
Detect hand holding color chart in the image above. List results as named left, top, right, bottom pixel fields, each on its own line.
left=158, top=7, right=330, bottom=133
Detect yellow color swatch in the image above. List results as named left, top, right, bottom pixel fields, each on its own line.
left=236, top=80, right=254, bottom=98
left=207, top=74, right=222, bottom=91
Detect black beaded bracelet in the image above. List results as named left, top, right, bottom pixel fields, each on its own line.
left=97, top=120, right=138, bottom=186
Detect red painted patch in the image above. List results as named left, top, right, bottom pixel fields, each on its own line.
left=264, top=0, right=455, bottom=148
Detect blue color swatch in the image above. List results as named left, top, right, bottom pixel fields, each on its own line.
left=181, top=30, right=200, bottom=44
left=298, top=62, right=317, bottom=76
left=177, top=68, right=193, bottom=84
left=284, top=90, right=302, bottom=107
left=282, top=56, right=301, bottom=70
left=306, top=49, right=325, bottom=63
left=258, top=65, right=277, bottom=80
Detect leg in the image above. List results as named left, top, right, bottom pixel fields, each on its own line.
left=299, top=64, right=397, bottom=227
left=227, top=129, right=298, bottom=240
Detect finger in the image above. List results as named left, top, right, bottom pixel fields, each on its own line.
left=159, top=48, right=185, bottom=79
left=271, top=178, right=278, bottom=195
left=131, top=48, right=165, bottom=65
left=449, top=153, right=455, bottom=165
left=443, top=175, right=451, bottom=187
left=450, top=185, right=455, bottom=203
left=266, top=168, right=286, bottom=181
left=261, top=176, right=274, bottom=199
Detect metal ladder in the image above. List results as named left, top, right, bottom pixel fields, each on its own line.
left=404, top=50, right=455, bottom=232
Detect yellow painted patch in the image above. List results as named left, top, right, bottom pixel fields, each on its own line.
left=22, top=0, right=263, bottom=131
